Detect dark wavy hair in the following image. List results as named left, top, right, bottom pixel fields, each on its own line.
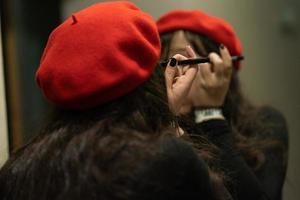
left=0, top=68, right=229, bottom=200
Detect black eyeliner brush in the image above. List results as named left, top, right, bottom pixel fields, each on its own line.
left=160, top=55, right=244, bottom=67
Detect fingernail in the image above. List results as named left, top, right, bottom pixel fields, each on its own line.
left=169, top=58, right=177, bottom=67
left=220, top=44, right=225, bottom=49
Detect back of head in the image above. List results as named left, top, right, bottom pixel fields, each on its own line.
left=36, top=1, right=161, bottom=110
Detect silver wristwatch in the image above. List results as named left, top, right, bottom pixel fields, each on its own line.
left=194, top=108, right=225, bottom=123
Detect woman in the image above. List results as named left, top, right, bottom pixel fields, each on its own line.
left=0, top=2, right=228, bottom=200
left=157, top=9, right=289, bottom=200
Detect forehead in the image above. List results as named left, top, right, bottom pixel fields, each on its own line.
left=169, top=31, right=190, bottom=49
left=168, top=30, right=191, bottom=56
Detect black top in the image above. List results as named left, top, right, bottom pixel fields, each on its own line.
left=134, top=137, right=215, bottom=200
left=0, top=108, right=287, bottom=200
left=0, top=131, right=215, bottom=200
left=192, top=107, right=288, bottom=200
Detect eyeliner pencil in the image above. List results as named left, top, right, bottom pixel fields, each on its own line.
left=160, top=55, right=244, bottom=67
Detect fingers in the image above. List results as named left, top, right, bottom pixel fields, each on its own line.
left=208, top=52, right=223, bottom=76
left=199, top=63, right=211, bottom=80
left=177, top=65, right=183, bottom=76
left=165, top=54, right=188, bottom=90
left=186, top=45, right=197, bottom=59
left=207, top=45, right=233, bottom=78
left=182, top=46, right=198, bottom=86
left=182, top=63, right=198, bottom=87
left=220, top=45, right=232, bottom=67
left=165, top=46, right=198, bottom=94
left=182, top=45, right=197, bottom=74
left=219, top=45, right=233, bottom=77
left=165, top=52, right=198, bottom=115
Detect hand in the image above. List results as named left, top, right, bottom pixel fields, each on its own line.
left=165, top=46, right=198, bottom=115
left=187, top=45, right=233, bottom=108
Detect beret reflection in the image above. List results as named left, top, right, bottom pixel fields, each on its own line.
left=36, top=1, right=161, bottom=109
left=157, top=10, right=242, bottom=69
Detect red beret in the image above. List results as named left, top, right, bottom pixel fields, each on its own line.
left=36, top=1, right=160, bottom=109
left=157, top=10, right=242, bottom=69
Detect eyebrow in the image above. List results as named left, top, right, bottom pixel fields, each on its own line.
left=169, top=48, right=187, bottom=52
left=168, top=48, right=188, bottom=56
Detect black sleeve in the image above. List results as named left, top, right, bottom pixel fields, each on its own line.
left=250, top=107, right=289, bottom=200
left=194, top=119, right=270, bottom=200
left=137, top=136, right=216, bottom=200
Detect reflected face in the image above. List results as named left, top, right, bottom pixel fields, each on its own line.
left=168, top=30, right=207, bottom=58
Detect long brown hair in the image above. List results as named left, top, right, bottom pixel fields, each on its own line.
left=0, top=67, right=230, bottom=200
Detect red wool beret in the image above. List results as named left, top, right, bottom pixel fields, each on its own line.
left=36, top=1, right=160, bottom=109
left=157, top=10, right=242, bottom=69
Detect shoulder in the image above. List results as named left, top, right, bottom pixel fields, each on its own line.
left=255, top=106, right=288, bottom=145
left=159, top=136, right=209, bottom=172
left=256, top=106, right=286, bottom=124
left=256, top=106, right=287, bottom=131
left=153, top=136, right=214, bottom=198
